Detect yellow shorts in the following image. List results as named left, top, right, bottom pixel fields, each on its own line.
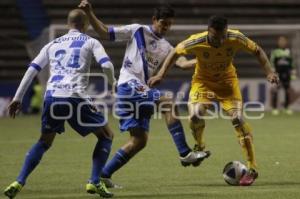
left=189, top=79, right=242, bottom=111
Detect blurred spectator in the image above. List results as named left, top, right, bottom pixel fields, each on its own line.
left=28, top=78, right=43, bottom=114
left=270, top=36, right=297, bottom=115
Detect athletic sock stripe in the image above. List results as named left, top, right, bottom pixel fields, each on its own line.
left=116, top=151, right=129, bottom=161
left=168, top=124, right=182, bottom=132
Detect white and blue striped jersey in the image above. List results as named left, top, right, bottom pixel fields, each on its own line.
left=108, top=24, right=173, bottom=88
left=29, top=29, right=111, bottom=98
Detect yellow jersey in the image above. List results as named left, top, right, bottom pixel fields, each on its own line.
left=175, top=29, right=258, bottom=82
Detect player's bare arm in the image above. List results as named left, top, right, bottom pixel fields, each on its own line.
left=176, top=56, right=196, bottom=69
left=255, top=46, right=280, bottom=85
left=78, top=0, right=109, bottom=40
left=148, top=48, right=179, bottom=87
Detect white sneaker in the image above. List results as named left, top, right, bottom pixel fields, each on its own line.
left=101, top=178, right=123, bottom=189
left=180, top=151, right=211, bottom=167
left=285, top=109, right=293, bottom=115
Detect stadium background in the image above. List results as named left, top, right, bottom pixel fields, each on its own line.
left=1, top=1, right=300, bottom=199
left=1, top=0, right=300, bottom=115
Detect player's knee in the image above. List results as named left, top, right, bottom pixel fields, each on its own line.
left=138, top=138, right=147, bottom=150
left=190, top=113, right=205, bottom=126
left=131, top=136, right=147, bottom=151
left=39, top=133, right=55, bottom=149
left=94, top=126, right=114, bottom=140
left=129, top=128, right=148, bottom=151
left=139, top=134, right=148, bottom=148
left=102, top=129, right=114, bottom=140
left=38, top=139, right=52, bottom=150
left=159, top=99, right=174, bottom=114
left=163, top=108, right=179, bottom=126
left=189, top=105, right=206, bottom=122
left=231, top=114, right=244, bottom=128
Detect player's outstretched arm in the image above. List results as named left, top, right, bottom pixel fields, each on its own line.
left=148, top=48, right=179, bottom=87
left=255, top=46, right=279, bottom=85
left=176, top=56, right=196, bottom=69
left=8, top=67, right=39, bottom=118
left=78, top=0, right=109, bottom=40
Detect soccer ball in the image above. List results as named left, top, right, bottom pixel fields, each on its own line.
left=222, top=161, right=248, bottom=185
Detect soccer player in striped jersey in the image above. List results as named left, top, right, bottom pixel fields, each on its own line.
left=149, top=15, right=279, bottom=186
left=4, top=9, right=115, bottom=198
left=79, top=0, right=210, bottom=188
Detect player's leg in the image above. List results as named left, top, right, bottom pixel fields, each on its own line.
left=228, top=109, right=257, bottom=169
left=100, top=81, right=150, bottom=183
left=86, top=125, right=114, bottom=198
left=222, top=80, right=257, bottom=169
left=17, top=133, right=56, bottom=185
left=88, top=125, right=114, bottom=185
left=271, top=84, right=279, bottom=115
left=4, top=132, right=56, bottom=199
left=226, top=108, right=258, bottom=185
left=65, top=97, right=114, bottom=196
left=157, top=96, right=210, bottom=166
left=188, top=81, right=214, bottom=152
left=188, top=102, right=207, bottom=151
left=4, top=97, right=63, bottom=198
left=221, top=80, right=258, bottom=185
left=186, top=102, right=211, bottom=166
left=282, top=73, right=293, bottom=115
left=158, top=96, right=191, bottom=157
left=101, top=127, right=148, bottom=187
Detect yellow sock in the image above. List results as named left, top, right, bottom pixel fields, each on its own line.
left=189, top=119, right=205, bottom=150
left=235, top=122, right=257, bottom=170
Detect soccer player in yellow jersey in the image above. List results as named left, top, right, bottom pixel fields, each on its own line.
left=148, top=15, right=279, bottom=186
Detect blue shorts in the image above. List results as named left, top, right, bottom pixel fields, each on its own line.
left=116, top=80, right=161, bottom=132
left=41, top=97, right=106, bottom=136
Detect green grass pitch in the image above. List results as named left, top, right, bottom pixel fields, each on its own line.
left=1, top=113, right=300, bottom=199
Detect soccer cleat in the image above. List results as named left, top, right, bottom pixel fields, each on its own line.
left=285, top=109, right=293, bottom=115
left=86, top=181, right=114, bottom=198
left=101, top=178, right=123, bottom=189
left=271, top=109, right=279, bottom=116
left=180, top=150, right=211, bottom=167
left=191, top=144, right=211, bottom=167
left=4, top=181, right=23, bottom=199
left=239, top=169, right=258, bottom=186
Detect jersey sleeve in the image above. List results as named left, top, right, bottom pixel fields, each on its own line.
left=175, top=35, right=198, bottom=55
left=29, top=42, right=51, bottom=72
left=234, top=32, right=259, bottom=54
left=91, top=39, right=116, bottom=85
left=108, top=24, right=139, bottom=42
left=13, top=42, right=52, bottom=101
left=91, top=39, right=111, bottom=65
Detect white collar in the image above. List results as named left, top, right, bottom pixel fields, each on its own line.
left=68, top=29, right=81, bottom=33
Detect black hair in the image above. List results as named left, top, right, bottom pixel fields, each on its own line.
left=153, top=4, right=175, bottom=20
left=208, top=15, right=228, bottom=31
left=68, top=9, right=88, bottom=29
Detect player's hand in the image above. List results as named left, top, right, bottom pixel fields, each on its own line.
left=8, top=100, right=21, bottom=118
left=148, top=75, right=162, bottom=88
left=267, top=72, right=279, bottom=86
left=78, top=0, right=92, bottom=13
